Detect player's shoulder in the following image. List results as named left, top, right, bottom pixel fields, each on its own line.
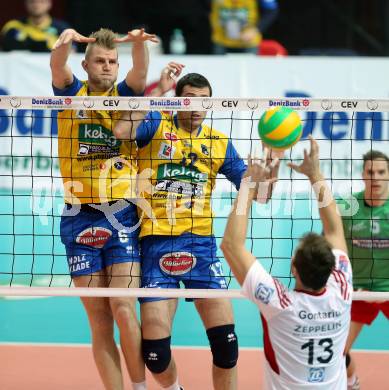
left=68, top=79, right=87, bottom=97
left=200, top=124, right=229, bottom=142
left=159, top=111, right=173, bottom=121
left=1, top=18, right=26, bottom=33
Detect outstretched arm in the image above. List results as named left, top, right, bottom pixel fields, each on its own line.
left=114, top=28, right=158, bottom=94
left=50, top=29, right=95, bottom=89
left=262, top=148, right=284, bottom=202
left=288, top=136, right=347, bottom=253
left=113, top=62, right=184, bottom=141
left=221, top=149, right=279, bottom=285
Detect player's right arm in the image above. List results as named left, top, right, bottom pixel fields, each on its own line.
left=288, top=136, right=348, bottom=253
left=113, top=62, right=184, bottom=141
left=50, top=29, right=95, bottom=89
left=222, top=150, right=288, bottom=318
left=221, top=149, right=279, bottom=284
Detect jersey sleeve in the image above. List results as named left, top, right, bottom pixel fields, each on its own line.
left=328, top=249, right=353, bottom=302
left=136, top=111, right=162, bottom=148
left=117, top=79, right=144, bottom=97
left=242, top=261, right=291, bottom=320
left=218, top=139, right=247, bottom=190
left=52, top=74, right=82, bottom=96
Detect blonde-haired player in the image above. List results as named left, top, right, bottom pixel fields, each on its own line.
left=51, top=27, right=157, bottom=390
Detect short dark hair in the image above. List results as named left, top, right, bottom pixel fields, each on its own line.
left=362, top=150, right=389, bottom=170
left=175, top=73, right=212, bottom=97
left=293, top=233, right=335, bottom=291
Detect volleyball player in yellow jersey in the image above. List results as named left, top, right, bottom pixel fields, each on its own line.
left=50, top=27, right=157, bottom=390
left=114, top=67, right=281, bottom=390
left=211, top=0, right=279, bottom=54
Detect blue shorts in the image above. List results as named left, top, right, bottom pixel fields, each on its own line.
left=60, top=202, right=140, bottom=276
left=140, top=233, right=228, bottom=303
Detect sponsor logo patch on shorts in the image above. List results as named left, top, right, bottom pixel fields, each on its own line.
left=159, top=252, right=197, bottom=275
left=76, top=227, right=112, bottom=248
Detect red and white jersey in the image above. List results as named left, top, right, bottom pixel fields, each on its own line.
left=242, top=249, right=352, bottom=390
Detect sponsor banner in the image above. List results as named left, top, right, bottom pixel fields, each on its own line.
left=0, top=95, right=386, bottom=112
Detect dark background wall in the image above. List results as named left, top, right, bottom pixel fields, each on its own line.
left=2, top=0, right=389, bottom=56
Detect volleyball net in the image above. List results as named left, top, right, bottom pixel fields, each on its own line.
left=0, top=96, right=388, bottom=300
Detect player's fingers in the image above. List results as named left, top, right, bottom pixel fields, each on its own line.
left=113, top=36, right=128, bottom=43
left=168, top=62, right=185, bottom=70
left=310, top=136, right=319, bottom=155
left=269, top=158, right=280, bottom=170
left=267, top=177, right=278, bottom=185
left=303, top=149, right=308, bottom=160
left=147, top=34, right=159, bottom=43
left=52, top=38, right=62, bottom=50
left=287, top=162, right=300, bottom=172
left=261, top=147, right=268, bottom=167
left=76, top=34, right=95, bottom=43
left=247, top=153, right=252, bottom=168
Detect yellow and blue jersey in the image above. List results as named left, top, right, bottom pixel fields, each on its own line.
left=54, top=76, right=139, bottom=204
left=211, top=0, right=278, bottom=48
left=135, top=111, right=246, bottom=237
left=1, top=17, right=70, bottom=52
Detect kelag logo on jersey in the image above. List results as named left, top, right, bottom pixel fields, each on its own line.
left=254, top=283, right=274, bottom=304
left=308, top=367, right=325, bottom=383
left=157, top=163, right=208, bottom=183
left=78, top=124, right=121, bottom=148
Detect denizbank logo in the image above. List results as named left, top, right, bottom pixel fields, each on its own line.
left=32, top=97, right=64, bottom=105
left=269, top=99, right=310, bottom=107
left=79, top=124, right=120, bottom=148
left=150, top=98, right=190, bottom=108
left=157, top=163, right=207, bottom=183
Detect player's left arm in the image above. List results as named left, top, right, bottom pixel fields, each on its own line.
left=288, top=136, right=348, bottom=253
left=218, top=140, right=247, bottom=191
left=221, top=149, right=279, bottom=285
left=114, top=28, right=158, bottom=94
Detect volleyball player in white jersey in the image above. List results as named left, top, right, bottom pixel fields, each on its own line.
left=221, top=137, right=352, bottom=389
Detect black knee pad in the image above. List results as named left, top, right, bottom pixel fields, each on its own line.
left=346, top=353, right=351, bottom=368
left=206, top=324, right=238, bottom=369
left=142, top=336, right=171, bottom=374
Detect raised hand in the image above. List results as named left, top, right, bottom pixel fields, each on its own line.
left=159, top=62, right=185, bottom=93
left=244, top=147, right=279, bottom=185
left=53, top=29, right=95, bottom=50
left=287, top=135, right=321, bottom=180
left=114, top=28, right=159, bottom=44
